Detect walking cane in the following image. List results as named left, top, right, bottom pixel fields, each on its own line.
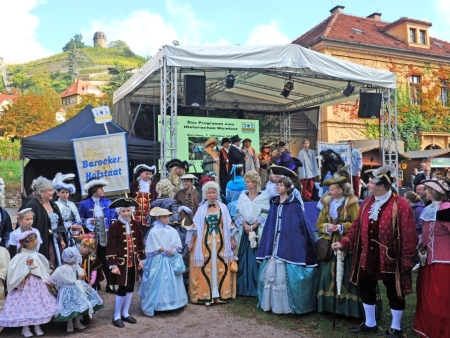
left=333, top=249, right=337, bottom=330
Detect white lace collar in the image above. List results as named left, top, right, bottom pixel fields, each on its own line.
left=329, top=196, right=345, bottom=221
left=139, top=179, right=150, bottom=193
left=369, top=190, right=392, bottom=221
left=420, top=201, right=440, bottom=222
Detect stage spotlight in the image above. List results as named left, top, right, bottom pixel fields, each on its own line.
left=343, top=81, right=355, bottom=97
left=225, top=69, right=235, bottom=89
left=281, top=81, right=294, bottom=98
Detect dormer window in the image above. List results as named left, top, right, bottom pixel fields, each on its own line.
left=409, top=28, right=416, bottom=43
left=419, top=30, right=426, bottom=44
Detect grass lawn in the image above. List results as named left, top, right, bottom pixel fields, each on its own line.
left=222, top=274, right=418, bottom=338
left=0, top=160, right=22, bottom=192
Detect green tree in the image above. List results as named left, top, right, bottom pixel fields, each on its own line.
left=50, top=71, right=73, bottom=93
left=67, top=40, right=77, bottom=80
left=9, top=66, right=30, bottom=89
left=1, top=88, right=61, bottom=138
left=62, top=34, right=86, bottom=52
left=101, top=63, right=133, bottom=96
left=108, top=40, right=130, bottom=50
left=29, top=69, right=52, bottom=92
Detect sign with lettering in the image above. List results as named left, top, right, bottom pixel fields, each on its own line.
left=430, top=158, right=450, bottom=168
left=317, top=142, right=351, bottom=166
left=72, top=133, right=129, bottom=196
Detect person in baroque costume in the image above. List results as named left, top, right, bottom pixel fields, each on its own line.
left=129, top=164, right=157, bottom=237
left=234, top=170, right=270, bottom=296
left=106, top=197, right=145, bottom=328
left=54, top=176, right=84, bottom=250
left=316, top=167, right=382, bottom=319
left=146, top=179, right=181, bottom=231
left=413, top=179, right=450, bottom=338
left=225, top=165, right=246, bottom=219
left=139, top=207, right=188, bottom=316
left=219, top=138, right=231, bottom=193
left=258, top=143, right=272, bottom=186
left=187, top=181, right=237, bottom=305
left=166, top=159, right=190, bottom=193
left=227, top=135, right=246, bottom=180
left=78, top=178, right=117, bottom=294
left=256, top=166, right=318, bottom=315
left=242, top=138, right=260, bottom=173
left=202, top=137, right=220, bottom=183
left=297, top=139, right=319, bottom=202
left=332, top=165, right=416, bottom=338
left=319, top=149, right=345, bottom=196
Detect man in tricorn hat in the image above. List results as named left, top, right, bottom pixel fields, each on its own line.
left=129, top=164, right=157, bottom=237
left=227, top=135, right=246, bottom=181
left=219, top=138, right=231, bottom=192
left=332, top=165, right=416, bottom=338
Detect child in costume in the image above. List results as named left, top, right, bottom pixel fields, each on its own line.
left=139, top=207, right=188, bottom=316
left=8, top=209, right=43, bottom=259
left=47, top=247, right=103, bottom=333
left=0, top=229, right=57, bottom=337
left=106, top=197, right=145, bottom=328
left=79, top=233, right=104, bottom=324
left=0, top=246, right=10, bottom=311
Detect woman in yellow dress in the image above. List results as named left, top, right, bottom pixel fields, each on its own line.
left=187, top=181, right=237, bottom=305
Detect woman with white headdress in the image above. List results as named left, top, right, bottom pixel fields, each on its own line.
left=187, top=181, right=237, bottom=305
left=47, top=247, right=103, bottom=333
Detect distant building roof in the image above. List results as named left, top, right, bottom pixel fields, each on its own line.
left=405, top=148, right=450, bottom=159
left=60, top=80, right=104, bottom=99
left=293, top=12, right=450, bottom=59
left=0, top=94, right=18, bottom=104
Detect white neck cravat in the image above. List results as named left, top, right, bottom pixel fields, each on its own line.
left=139, top=179, right=150, bottom=193
left=329, top=196, right=345, bottom=220
left=92, top=198, right=103, bottom=218
left=369, top=190, right=392, bottom=221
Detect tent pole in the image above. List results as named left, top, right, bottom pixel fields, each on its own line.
left=21, top=158, right=25, bottom=199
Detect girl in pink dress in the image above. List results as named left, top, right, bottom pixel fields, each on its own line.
left=0, top=229, right=57, bottom=337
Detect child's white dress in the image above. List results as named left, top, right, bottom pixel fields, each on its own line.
left=47, top=263, right=103, bottom=321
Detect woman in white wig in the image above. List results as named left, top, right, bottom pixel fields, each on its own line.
left=187, top=181, right=237, bottom=305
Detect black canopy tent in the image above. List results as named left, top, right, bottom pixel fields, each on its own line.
left=20, top=105, right=160, bottom=196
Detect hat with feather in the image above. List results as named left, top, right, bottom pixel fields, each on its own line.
left=320, top=149, right=345, bottom=175
left=323, top=165, right=351, bottom=186
left=365, top=165, right=396, bottom=185
left=83, top=177, right=108, bottom=195
left=165, top=159, right=190, bottom=173
left=270, top=150, right=302, bottom=177
left=52, top=172, right=76, bottom=195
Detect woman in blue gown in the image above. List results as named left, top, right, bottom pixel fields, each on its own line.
left=235, top=170, right=270, bottom=296
left=256, top=168, right=318, bottom=314
left=139, top=207, right=188, bottom=316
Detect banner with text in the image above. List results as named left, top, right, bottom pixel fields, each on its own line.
left=73, top=133, right=129, bottom=196
left=317, top=142, right=352, bottom=167
left=159, top=116, right=260, bottom=173
left=430, top=158, right=450, bottom=167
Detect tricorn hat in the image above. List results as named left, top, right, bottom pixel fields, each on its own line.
left=83, top=178, right=108, bottom=192
left=422, top=178, right=450, bottom=195
left=52, top=172, right=76, bottom=194
left=277, top=141, right=286, bottom=147
left=242, top=138, right=251, bottom=144
left=221, top=138, right=231, bottom=146
left=230, top=135, right=242, bottom=143
left=270, top=164, right=297, bottom=177
left=323, top=166, right=351, bottom=186
left=166, top=159, right=190, bottom=173
left=109, top=197, right=139, bottom=209
left=149, top=207, right=172, bottom=217
left=365, top=165, right=396, bottom=185
left=134, top=164, right=157, bottom=176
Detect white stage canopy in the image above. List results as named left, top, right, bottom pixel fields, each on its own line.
left=113, top=44, right=396, bottom=116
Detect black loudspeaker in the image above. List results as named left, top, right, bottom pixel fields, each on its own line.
left=183, top=75, right=206, bottom=106
left=358, top=92, right=382, bottom=118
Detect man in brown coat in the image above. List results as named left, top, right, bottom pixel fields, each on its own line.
left=332, top=165, right=417, bottom=338
left=106, top=197, right=145, bottom=328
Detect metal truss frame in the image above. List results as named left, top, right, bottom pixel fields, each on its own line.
left=280, top=112, right=291, bottom=148
left=160, top=59, right=178, bottom=178
left=380, top=88, right=399, bottom=189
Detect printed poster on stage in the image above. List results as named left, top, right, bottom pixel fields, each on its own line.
left=72, top=133, right=129, bottom=196
left=158, top=116, right=260, bottom=173
left=317, top=142, right=351, bottom=166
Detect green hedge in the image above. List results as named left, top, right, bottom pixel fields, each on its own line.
left=0, top=139, right=20, bottom=161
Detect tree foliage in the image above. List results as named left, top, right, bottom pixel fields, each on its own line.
left=101, top=63, right=133, bottom=96
left=108, top=40, right=130, bottom=50
left=65, top=93, right=112, bottom=120
left=1, top=88, right=61, bottom=138
left=62, top=34, right=86, bottom=52
left=67, top=40, right=78, bottom=80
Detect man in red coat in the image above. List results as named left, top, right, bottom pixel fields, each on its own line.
left=129, top=164, right=157, bottom=237
left=106, top=197, right=145, bottom=328
left=332, top=165, right=417, bottom=338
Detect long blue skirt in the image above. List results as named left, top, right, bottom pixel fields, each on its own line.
left=138, top=254, right=188, bottom=317
left=237, top=230, right=259, bottom=296
left=257, top=259, right=317, bottom=314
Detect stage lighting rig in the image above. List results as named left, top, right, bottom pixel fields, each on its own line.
left=281, top=78, right=294, bottom=98
left=225, top=69, right=235, bottom=89
left=343, top=81, right=355, bottom=97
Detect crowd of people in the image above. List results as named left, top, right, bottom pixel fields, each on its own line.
left=0, top=135, right=448, bottom=338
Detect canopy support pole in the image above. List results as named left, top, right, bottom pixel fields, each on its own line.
left=280, top=111, right=291, bottom=149
left=380, top=88, right=399, bottom=189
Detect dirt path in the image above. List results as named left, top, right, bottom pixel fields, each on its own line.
left=2, top=281, right=310, bottom=338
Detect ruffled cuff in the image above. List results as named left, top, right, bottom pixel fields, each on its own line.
left=234, top=215, right=244, bottom=227
left=325, top=224, right=333, bottom=236
left=338, top=224, right=344, bottom=235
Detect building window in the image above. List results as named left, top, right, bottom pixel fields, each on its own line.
left=441, top=80, right=448, bottom=106
left=410, top=76, right=421, bottom=105
left=419, top=30, right=427, bottom=44
left=409, top=28, right=416, bottom=43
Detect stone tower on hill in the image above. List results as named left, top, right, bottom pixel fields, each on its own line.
left=93, top=31, right=107, bottom=47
